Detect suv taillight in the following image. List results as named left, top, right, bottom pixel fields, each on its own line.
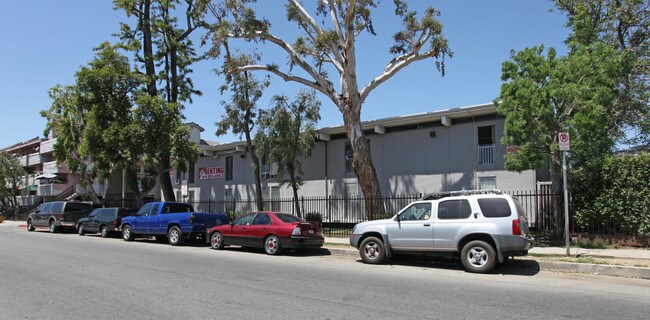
left=512, top=219, right=522, bottom=235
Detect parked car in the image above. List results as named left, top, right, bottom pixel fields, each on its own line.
left=208, top=211, right=324, bottom=255
left=77, top=207, right=132, bottom=238
left=349, top=190, right=535, bottom=273
left=120, top=201, right=227, bottom=246
left=26, top=201, right=94, bottom=233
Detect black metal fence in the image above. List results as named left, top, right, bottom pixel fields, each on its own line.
left=13, top=190, right=636, bottom=240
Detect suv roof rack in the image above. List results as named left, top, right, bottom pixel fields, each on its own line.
left=419, top=189, right=503, bottom=201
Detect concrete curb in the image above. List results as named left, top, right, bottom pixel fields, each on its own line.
left=323, top=244, right=650, bottom=279
left=536, top=260, right=650, bottom=279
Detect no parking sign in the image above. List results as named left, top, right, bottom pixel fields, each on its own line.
left=558, top=132, right=570, bottom=151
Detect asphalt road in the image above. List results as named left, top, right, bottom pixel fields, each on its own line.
left=1, top=227, right=649, bottom=320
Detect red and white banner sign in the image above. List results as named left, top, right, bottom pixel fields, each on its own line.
left=199, top=166, right=224, bottom=180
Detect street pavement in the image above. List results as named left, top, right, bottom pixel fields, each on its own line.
left=2, top=219, right=650, bottom=279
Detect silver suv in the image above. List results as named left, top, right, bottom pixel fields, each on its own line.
left=349, top=190, right=535, bottom=273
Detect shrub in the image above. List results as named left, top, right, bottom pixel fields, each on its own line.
left=305, top=212, right=322, bottom=223
left=573, top=153, right=650, bottom=236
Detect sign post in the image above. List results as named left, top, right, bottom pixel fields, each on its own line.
left=558, top=132, right=571, bottom=256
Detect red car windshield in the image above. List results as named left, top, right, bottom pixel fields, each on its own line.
left=275, top=213, right=303, bottom=223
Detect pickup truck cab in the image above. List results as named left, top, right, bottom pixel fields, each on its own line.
left=27, top=201, right=94, bottom=233
left=120, top=202, right=227, bottom=246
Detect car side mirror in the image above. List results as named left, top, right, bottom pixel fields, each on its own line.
left=395, top=214, right=401, bottom=222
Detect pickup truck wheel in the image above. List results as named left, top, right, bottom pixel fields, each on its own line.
left=461, top=240, right=496, bottom=273
left=264, top=235, right=282, bottom=255
left=78, top=224, right=85, bottom=236
left=100, top=225, right=108, bottom=238
left=210, top=232, right=224, bottom=250
left=49, top=221, right=58, bottom=233
left=359, top=236, right=386, bottom=264
left=26, top=219, right=35, bottom=232
left=168, top=226, right=184, bottom=246
left=122, top=225, right=134, bottom=241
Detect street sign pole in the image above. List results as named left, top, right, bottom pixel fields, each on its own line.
left=558, top=132, right=571, bottom=256
left=563, top=150, right=570, bottom=256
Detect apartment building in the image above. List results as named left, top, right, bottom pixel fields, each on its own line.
left=174, top=103, right=540, bottom=207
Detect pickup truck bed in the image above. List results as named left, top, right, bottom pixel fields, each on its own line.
left=120, top=202, right=227, bottom=246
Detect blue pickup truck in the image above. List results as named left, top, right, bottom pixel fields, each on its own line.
left=120, top=202, right=227, bottom=246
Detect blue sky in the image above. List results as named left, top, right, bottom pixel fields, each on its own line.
left=0, top=1, right=570, bottom=148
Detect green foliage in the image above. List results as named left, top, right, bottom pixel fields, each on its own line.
left=572, top=153, right=650, bottom=236
left=114, top=0, right=206, bottom=201
left=497, top=44, right=621, bottom=173
left=255, top=90, right=321, bottom=213
left=0, top=152, right=26, bottom=206
left=305, top=212, right=322, bottom=223
left=553, top=0, right=650, bottom=144
left=41, top=44, right=143, bottom=202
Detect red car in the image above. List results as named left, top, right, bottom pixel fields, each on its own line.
left=208, top=211, right=324, bottom=255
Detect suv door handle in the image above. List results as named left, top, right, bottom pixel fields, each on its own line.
left=423, top=223, right=431, bottom=227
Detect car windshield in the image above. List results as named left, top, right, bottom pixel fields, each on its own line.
left=275, top=213, right=303, bottom=223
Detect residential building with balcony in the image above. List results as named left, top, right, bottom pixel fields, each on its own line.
left=173, top=103, right=544, bottom=212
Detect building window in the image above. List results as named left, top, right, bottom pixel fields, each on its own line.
left=344, top=143, right=353, bottom=173
left=188, top=161, right=195, bottom=184
left=263, top=186, right=281, bottom=212
left=344, top=140, right=370, bottom=173
left=478, top=125, right=495, bottom=164
left=225, top=156, right=233, bottom=181
left=479, top=177, right=497, bottom=190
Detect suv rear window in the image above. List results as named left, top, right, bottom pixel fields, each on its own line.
left=437, top=200, right=472, bottom=220
left=477, top=198, right=511, bottom=218
left=64, top=203, right=93, bottom=213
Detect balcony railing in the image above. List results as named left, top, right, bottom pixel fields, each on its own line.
left=38, top=183, right=73, bottom=197
left=43, top=161, right=68, bottom=175
left=18, top=153, right=42, bottom=167
left=40, top=138, right=56, bottom=154
left=478, top=144, right=495, bottom=164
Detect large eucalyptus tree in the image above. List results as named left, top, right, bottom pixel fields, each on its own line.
left=207, top=0, right=451, bottom=217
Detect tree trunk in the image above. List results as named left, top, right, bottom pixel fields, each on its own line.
left=342, top=107, right=385, bottom=220
left=158, top=154, right=176, bottom=201
left=142, top=0, right=157, bottom=97
left=289, top=166, right=301, bottom=216
left=245, top=131, right=264, bottom=211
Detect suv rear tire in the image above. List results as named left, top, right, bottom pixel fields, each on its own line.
left=359, top=236, right=386, bottom=264
left=461, top=240, right=496, bottom=273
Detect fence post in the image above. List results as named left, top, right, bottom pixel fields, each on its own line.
left=301, top=196, right=305, bottom=218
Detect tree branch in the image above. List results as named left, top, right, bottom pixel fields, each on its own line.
left=238, top=65, right=337, bottom=102
left=289, top=0, right=344, bottom=72
left=360, top=49, right=441, bottom=103
left=251, top=31, right=335, bottom=96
